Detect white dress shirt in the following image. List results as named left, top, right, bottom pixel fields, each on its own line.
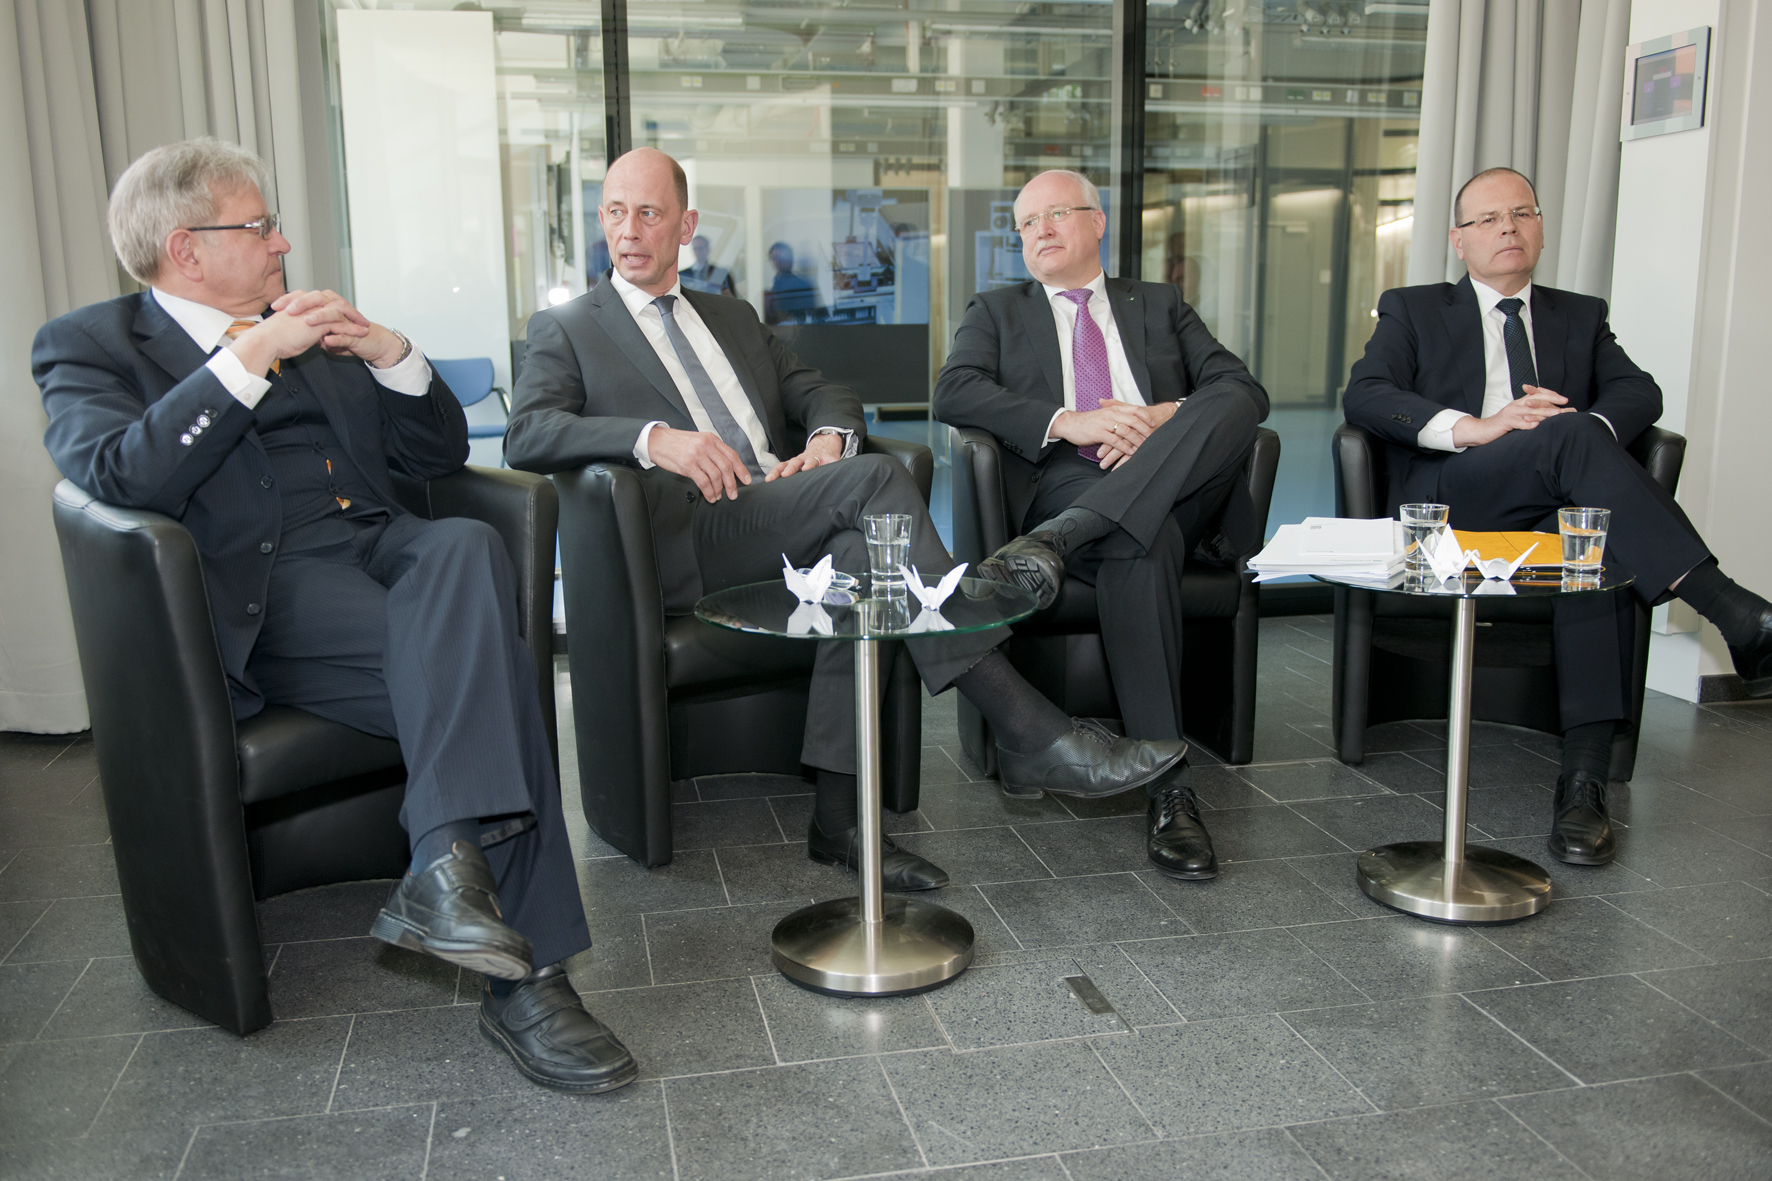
left=1415, top=278, right=1612, bottom=451
left=609, top=271, right=855, bottom=468
left=1038, top=271, right=1144, bottom=445
left=151, top=288, right=431, bottom=411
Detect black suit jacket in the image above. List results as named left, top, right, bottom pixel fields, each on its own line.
left=1343, top=277, right=1662, bottom=511
left=503, top=280, right=866, bottom=604
left=35, top=292, right=469, bottom=709
left=932, top=277, right=1269, bottom=537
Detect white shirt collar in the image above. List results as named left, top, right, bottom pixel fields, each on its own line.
left=1041, top=270, right=1107, bottom=304
left=151, top=287, right=258, bottom=354
left=609, top=269, right=684, bottom=316
left=1470, top=276, right=1533, bottom=317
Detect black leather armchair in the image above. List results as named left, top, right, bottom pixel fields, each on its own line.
left=949, top=426, right=1282, bottom=770
left=555, top=436, right=933, bottom=867
left=50, top=466, right=560, bottom=1036
left=1330, top=423, right=1687, bottom=780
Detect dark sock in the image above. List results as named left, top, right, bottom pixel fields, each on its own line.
left=1676, top=560, right=1772, bottom=648
left=813, top=769, right=858, bottom=834
left=1560, top=720, right=1617, bottom=781
left=487, top=975, right=519, bottom=999
left=1029, top=506, right=1114, bottom=556
left=1146, top=756, right=1190, bottom=799
left=409, top=819, right=479, bottom=873
left=952, top=650, right=1072, bottom=754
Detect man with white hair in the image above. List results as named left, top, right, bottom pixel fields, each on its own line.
left=935, top=169, right=1271, bottom=883
left=35, top=138, right=634, bottom=1093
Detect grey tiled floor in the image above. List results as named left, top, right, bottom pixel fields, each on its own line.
left=4, top=615, right=1772, bottom=1179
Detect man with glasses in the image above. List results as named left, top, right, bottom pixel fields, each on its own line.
left=934, top=169, right=1271, bottom=883
left=35, top=138, right=637, bottom=1093
left=1345, top=166, right=1772, bottom=866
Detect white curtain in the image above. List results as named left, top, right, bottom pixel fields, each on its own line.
left=1410, top=0, right=1633, bottom=298
left=1, top=0, right=316, bottom=733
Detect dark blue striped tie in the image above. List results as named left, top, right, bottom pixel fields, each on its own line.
left=1497, top=297, right=1537, bottom=400
left=653, top=294, right=765, bottom=478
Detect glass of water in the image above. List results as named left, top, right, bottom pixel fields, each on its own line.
left=1399, top=503, right=1450, bottom=573
left=863, top=513, right=911, bottom=598
left=1558, top=507, right=1610, bottom=571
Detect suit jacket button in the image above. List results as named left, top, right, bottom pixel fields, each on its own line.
left=197, top=414, right=211, bottom=428
left=261, top=476, right=274, bottom=488
left=180, top=433, right=194, bottom=446
left=246, top=603, right=261, bottom=615
left=260, top=542, right=274, bottom=554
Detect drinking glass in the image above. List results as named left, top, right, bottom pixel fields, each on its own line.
left=863, top=513, right=911, bottom=598
left=1400, top=503, right=1450, bottom=573
left=1558, top=507, right=1610, bottom=571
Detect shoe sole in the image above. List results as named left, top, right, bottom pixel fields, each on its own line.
left=478, top=1012, right=641, bottom=1094
left=806, top=848, right=950, bottom=891
left=370, top=910, right=532, bottom=981
left=1547, top=847, right=1615, bottom=866
left=998, top=782, right=1045, bottom=800
left=1032, top=744, right=1189, bottom=800
left=999, top=553, right=1059, bottom=609
left=1150, top=861, right=1219, bottom=881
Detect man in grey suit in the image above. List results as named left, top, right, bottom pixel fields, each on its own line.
left=506, top=149, right=1191, bottom=890
left=934, top=169, right=1271, bottom=882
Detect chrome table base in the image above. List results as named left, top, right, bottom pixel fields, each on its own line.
left=771, top=635, right=976, bottom=996
left=1357, top=596, right=1554, bottom=924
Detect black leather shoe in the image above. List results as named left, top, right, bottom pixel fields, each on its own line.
left=1147, top=780, right=1218, bottom=880
left=1548, top=770, right=1616, bottom=865
left=976, top=533, right=1065, bottom=611
left=1727, top=606, right=1772, bottom=697
left=807, top=818, right=949, bottom=890
left=997, top=720, right=1188, bottom=799
left=480, top=965, right=639, bottom=1094
left=370, top=840, right=532, bottom=980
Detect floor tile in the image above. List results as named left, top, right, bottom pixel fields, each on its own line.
left=267, top=936, right=459, bottom=1020
left=1503, top=1073, right=1772, bottom=1181
left=894, top=826, right=1055, bottom=886
left=672, top=798, right=787, bottom=851
left=767, top=791, right=932, bottom=839
left=924, top=958, right=1129, bottom=1050
left=1467, top=974, right=1762, bottom=1084
left=37, top=957, right=211, bottom=1040
left=1093, top=1015, right=1371, bottom=1135
left=1288, top=793, right=1449, bottom=851
left=0, top=1118, right=190, bottom=1181
left=692, top=772, right=813, bottom=801
left=576, top=849, right=730, bottom=916
left=1233, top=761, right=1386, bottom=803
left=667, top=1057, right=924, bottom=1181
left=1476, top=895, right=1711, bottom=981
left=1478, top=835, right=1656, bottom=897
left=588, top=977, right=775, bottom=1080
left=256, top=880, right=394, bottom=945
left=1698, top=1061, right=1772, bottom=1123
left=1121, top=929, right=1367, bottom=1020
left=0, top=802, right=113, bottom=850
left=918, top=744, right=977, bottom=787
left=914, top=779, right=1076, bottom=832
left=1707, top=812, right=1772, bottom=854
left=752, top=974, right=947, bottom=1063
left=1008, top=816, right=1147, bottom=878
left=712, top=842, right=857, bottom=907
left=570, top=911, right=655, bottom=993
left=1151, top=858, right=1352, bottom=933
left=1604, top=881, right=1772, bottom=962
left=1060, top=1129, right=1325, bottom=1181
left=1638, top=958, right=1772, bottom=1054
left=1287, top=917, right=1541, bottom=1000
left=643, top=902, right=811, bottom=986
left=1191, top=804, right=1348, bottom=862
left=1290, top=1099, right=1589, bottom=1181
left=1188, top=765, right=1278, bottom=811
left=883, top=1040, right=1153, bottom=1165
left=0, top=844, right=119, bottom=903
left=329, top=1003, right=519, bottom=1109
left=908, top=885, right=1024, bottom=960
left=1463, top=743, right=1561, bottom=789
left=1348, top=751, right=1447, bottom=794
left=1282, top=994, right=1573, bottom=1110
left=978, top=874, right=1188, bottom=948
left=180, top=1103, right=432, bottom=1180
left=1455, top=782, right=1557, bottom=838
left=2, top=894, right=129, bottom=966
left=427, top=1084, right=675, bottom=1181
left=1612, top=821, right=1772, bottom=887
left=0, top=1034, right=140, bottom=1142
left=1281, top=851, right=1397, bottom=917
left=0, top=960, right=84, bottom=1044
left=1609, top=773, right=1752, bottom=830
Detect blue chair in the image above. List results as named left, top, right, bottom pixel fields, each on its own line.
left=430, top=357, right=509, bottom=441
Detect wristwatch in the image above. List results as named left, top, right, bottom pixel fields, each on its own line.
left=376, top=329, right=413, bottom=369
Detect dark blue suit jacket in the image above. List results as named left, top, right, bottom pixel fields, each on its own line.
left=35, top=292, right=469, bottom=709
left=1343, top=276, right=1662, bottom=511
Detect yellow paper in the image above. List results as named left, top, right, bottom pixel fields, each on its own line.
left=1451, top=530, right=1560, bottom=567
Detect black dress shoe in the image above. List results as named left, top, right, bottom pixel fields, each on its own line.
left=1548, top=770, right=1616, bottom=865
left=480, top=965, right=639, bottom=1094
left=1147, top=780, right=1218, bottom=880
left=976, top=533, right=1065, bottom=611
left=997, top=720, right=1188, bottom=799
left=807, top=818, right=949, bottom=890
left=370, top=840, right=532, bottom=980
left=1727, top=606, right=1772, bottom=697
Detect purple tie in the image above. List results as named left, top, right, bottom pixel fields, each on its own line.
left=1061, top=288, right=1110, bottom=462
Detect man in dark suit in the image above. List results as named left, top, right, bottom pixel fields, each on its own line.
left=505, top=149, right=1190, bottom=890
left=933, top=169, right=1270, bottom=883
left=1345, top=166, right=1772, bottom=865
left=35, top=138, right=634, bottom=1093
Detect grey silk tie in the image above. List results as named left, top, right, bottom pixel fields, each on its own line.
left=652, top=294, right=764, bottom=479
left=1497, top=296, right=1538, bottom=400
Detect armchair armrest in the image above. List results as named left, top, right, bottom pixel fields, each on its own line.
left=862, top=435, right=934, bottom=503
left=1627, top=425, right=1686, bottom=495
left=948, top=426, right=1010, bottom=565
left=1333, top=423, right=1380, bottom=519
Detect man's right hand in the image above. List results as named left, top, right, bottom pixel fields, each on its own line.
left=646, top=426, right=752, bottom=502
left=1450, top=386, right=1575, bottom=447
left=1051, top=398, right=1162, bottom=455
left=226, top=290, right=364, bottom=377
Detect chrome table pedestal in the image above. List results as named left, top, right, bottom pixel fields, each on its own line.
left=1356, top=596, right=1553, bottom=923
left=771, top=636, right=975, bottom=996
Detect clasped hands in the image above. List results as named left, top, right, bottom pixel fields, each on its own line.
left=226, top=290, right=406, bottom=377
left=1451, top=386, right=1575, bottom=447
left=649, top=426, right=844, bottom=503
left=1052, top=397, right=1178, bottom=469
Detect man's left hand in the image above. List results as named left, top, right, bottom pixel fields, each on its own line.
left=1094, top=400, right=1178, bottom=469
left=269, top=290, right=407, bottom=368
left=766, top=432, right=845, bottom=481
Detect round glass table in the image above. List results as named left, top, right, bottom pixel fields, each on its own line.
left=696, top=576, right=1039, bottom=996
left=1315, top=565, right=1634, bottom=923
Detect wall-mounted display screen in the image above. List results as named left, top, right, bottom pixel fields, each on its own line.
left=1621, top=27, right=1709, bottom=142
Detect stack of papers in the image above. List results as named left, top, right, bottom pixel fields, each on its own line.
left=1248, top=518, right=1406, bottom=584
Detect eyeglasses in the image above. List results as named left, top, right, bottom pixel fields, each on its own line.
left=601, top=206, right=666, bottom=226
left=1455, top=206, right=1542, bottom=232
left=1017, top=205, right=1098, bottom=235
left=186, top=213, right=280, bottom=240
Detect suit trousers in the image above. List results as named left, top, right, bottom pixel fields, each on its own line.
left=1428, top=412, right=1709, bottom=730
left=686, top=452, right=1000, bottom=771
left=245, top=512, right=590, bottom=968
left=1021, top=386, right=1263, bottom=742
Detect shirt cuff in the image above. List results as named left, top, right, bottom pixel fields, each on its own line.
left=206, top=349, right=271, bottom=410
left=1417, top=408, right=1470, bottom=453
left=1042, top=408, right=1066, bottom=446
left=810, top=426, right=858, bottom=458
left=367, top=346, right=432, bottom=396
left=1591, top=413, right=1617, bottom=438
left=633, top=421, right=668, bottom=468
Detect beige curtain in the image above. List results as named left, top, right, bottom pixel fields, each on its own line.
left=1410, top=0, right=1632, bottom=298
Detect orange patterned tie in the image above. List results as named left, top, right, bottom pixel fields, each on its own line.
left=223, top=319, right=278, bottom=374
